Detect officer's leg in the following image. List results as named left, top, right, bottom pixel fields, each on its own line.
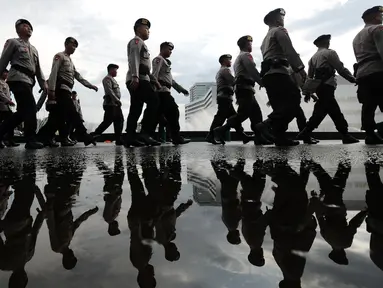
left=113, top=106, right=124, bottom=145
left=139, top=81, right=160, bottom=145
left=209, top=98, right=230, bottom=131
left=2, top=82, right=42, bottom=149
left=37, top=106, right=61, bottom=147
left=1, top=111, right=19, bottom=147
left=94, top=106, right=114, bottom=136
left=295, top=106, right=307, bottom=132
left=125, top=82, right=146, bottom=146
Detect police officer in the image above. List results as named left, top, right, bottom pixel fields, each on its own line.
left=0, top=19, right=47, bottom=149
left=69, top=91, right=83, bottom=143
left=214, top=36, right=271, bottom=146
left=43, top=37, right=97, bottom=147
left=0, top=69, right=19, bottom=148
left=91, top=64, right=124, bottom=145
left=297, top=35, right=359, bottom=144
left=206, top=54, right=253, bottom=145
left=151, top=42, right=191, bottom=145
left=257, top=8, right=305, bottom=146
left=353, top=6, right=383, bottom=144
left=125, top=18, right=161, bottom=147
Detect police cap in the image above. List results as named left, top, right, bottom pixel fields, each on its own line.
left=107, top=64, right=119, bottom=71
left=134, top=18, right=151, bottom=29
left=219, top=54, right=232, bottom=64
left=15, top=19, right=33, bottom=31
left=237, top=35, right=253, bottom=48
left=264, top=8, right=286, bottom=25
left=160, top=42, right=174, bottom=50
left=65, top=37, right=78, bottom=47
left=362, top=6, right=383, bottom=19
left=313, top=34, right=331, bottom=46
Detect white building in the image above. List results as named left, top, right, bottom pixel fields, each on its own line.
left=189, top=82, right=215, bottom=102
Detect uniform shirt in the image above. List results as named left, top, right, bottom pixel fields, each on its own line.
left=287, top=66, right=303, bottom=89
left=102, top=75, right=121, bottom=106
left=0, top=79, right=12, bottom=112
left=353, top=24, right=383, bottom=79
left=73, top=98, right=83, bottom=119
left=0, top=38, right=45, bottom=88
left=126, top=36, right=155, bottom=83
left=308, top=48, right=355, bottom=88
left=152, top=55, right=185, bottom=93
left=261, top=26, right=304, bottom=75
left=47, top=52, right=93, bottom=92
left=234, top=51, right=262, bottom=91
left=215, top=66, right=235, bottom=98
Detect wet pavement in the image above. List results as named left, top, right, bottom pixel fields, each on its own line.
left=0, top=141, right=382, bottom=288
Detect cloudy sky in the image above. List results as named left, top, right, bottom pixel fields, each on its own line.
left=0, top=0, right=376, bottom=130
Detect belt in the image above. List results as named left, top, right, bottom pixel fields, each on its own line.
left=158, top=80, right=172, bottom=89
left=57, top=78, right=74, bottom=89
left=235, top=77, right=255, bottom=86
left=217, top=87, right=234, bottom=96
left=11, top=64, right=35, bottom=79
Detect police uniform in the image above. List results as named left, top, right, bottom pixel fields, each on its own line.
left=40, top=37, right=95, bottom=146
left=0, top=75, right=16, bottom=147
left=0, top=19, right=46, bottom=148
left=93, top=64, right=124, bottom=144
left=353, top=6, right=383, bottom=143
left=299, top=34, right=358, bottom=144
left=214, top=37, right=267, bottom=145
left=125, top=18, right=160, bottom=147
left=151, top=42, right=190, bottom=144
left=259, top=8, right=304, bottom=145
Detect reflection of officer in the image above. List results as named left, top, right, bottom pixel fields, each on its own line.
left=257, top=9, right=306, bottom=146
left=92, top=64, right=124, bottom=145
left=214, top=36, right=271, bottom=146
left=151, top=42, right=191, bottom=145
left=0, top=19, right=48, bottom=149
left=298, top=35, right=359, bottom=144
left=206, top=55, right=253, bottom=145
left=125, top=18, right=161, bottom=147
left=353, top=6, right=383, bottom=144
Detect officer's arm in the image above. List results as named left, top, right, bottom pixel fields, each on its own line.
left=0, top=39, right=15, bottom=74
left=47, top=54, right=63, bottom=91
left=171, top=79, right=186, bottom=93
left=373, top=26, right=383, bottom=60
left=221, top=68, right=235, bottom=83
left=74, top=67, right=94, bottom=89
left=128, top=40, right=142, bottom=78
left=0, top=84, right=12, bottom=103
left=242, top=53, right=262, bottom=85
left=307, top=58, right=314, bottom=78
left=35, top=51, right=46, bottom=89
left=103, top=77, right=120, bottom=103
left=151, top=57, right=163, bottom=80
left=327, top=50, right=355, bottom=83
left=275, top=28, right=305, bottom=72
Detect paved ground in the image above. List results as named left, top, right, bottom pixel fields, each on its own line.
left=0, top=142, right=381, bottom=287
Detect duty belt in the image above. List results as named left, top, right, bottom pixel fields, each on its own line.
left=139, top=64, right=150, bottom=76
left=217, top=87, right=234, bottom=96
left=12, top=64, right=36, bottom=86
left=57, top=78, right=74, bottom=89
left=235, top=76, right=255, bottom=87
left=260, top=58, right=289, bottom=78
left=159, top=80, right=172, bottom=89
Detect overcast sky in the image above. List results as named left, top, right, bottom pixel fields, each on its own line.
left=0, top=0, right=377, bottom=130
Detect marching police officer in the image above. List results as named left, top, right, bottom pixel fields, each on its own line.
left=125, top=18, right=161, bottom=147
left=43, top=37, right=97, bottom=147
left=0, top=19, right=47, bottom=149
left=297, top=34, right=359, bottom=144
left=206, top=54, right=252, bottom=145
left=257, top=8, right=306, bottom=146
left=353, top=6, right=383, bottom=144
left=91, top=64, right=124, bottom=145
left=151, top=42, right=191, bottom=145
left=214, top=36, right=270, bottom=146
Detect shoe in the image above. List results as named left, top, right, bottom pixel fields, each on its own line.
left=44, top=139, right=60, bottom=148
left=255, top=122, right=275, bottom=143
left=240, top=132, right=253, bottom=144
left=206, top=132, right=221, bottom=145
left=274, top=138, right=300, bottom=147
left=213, top=126, right=227, bottom=145
left=83, top=134, right=97, bottom=146
left=25, top=141, right=44, bottom=149
left=0, top=141, right=5, bottom=149
left=365, top=133, right=383, bottom=145
left=303, top=137, right=318, bottom=144
left=115, top=138, right=124, bottom=146
left=138, top=134, right=161, bottom=146
left=342, top=134, right=359, bottom=144
left=172, top=136, right=191, bottom=145
left=4, top=140, right=20, bottom=147
left=296, top=127, right=312, bottom=141
left=61, top=139, right=75, bottom=147
left=254, top=134, right=273, bottom=145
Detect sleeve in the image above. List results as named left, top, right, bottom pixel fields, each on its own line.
left=171, top=80, right=186, bottom=93
left=372, top=26, right=383, bottom=61
left=0, top=39, right=16, bottom=74
left=151, top=57, right=164, bottom=80
left=0, top=83, right=11, bottom=103
left=47, top=54, right=63, bottom=91
left=307, top=58, right=314, bottom=78
left=103, top=77, right=120, bottom=103
left=275, top=28, right=305, bottom=72
left=242, top=53, right=262, bottom=85
left=74, top=66, right=93, bottom=89
left=34, top=50, right=46, bottom=89
left=128, top=39, right=142, bottom=77
left=221, top=68, right=235, bottom=83
left=326, top=50, right=355, bottom=83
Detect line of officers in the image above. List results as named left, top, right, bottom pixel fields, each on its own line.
left=1, top=6, right=383, bottom=150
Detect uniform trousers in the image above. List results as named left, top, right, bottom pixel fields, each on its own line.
left=94, top=105, right=124, bottom=139
left=126, top=80, right=159, bottom=137
left=153, top=91, right=180, bottom=137
left=305, top=84, right=348, bottom=134
left=263, top=74, right=301, bottom=137
left=0, top=110, right=15, bottom=138
left=0, top=81, right=37, bottom=141
left=226, top=89, right=263, bottom=132
left=209, top=97, right=244, bottom=133
left=357, top=72, right=383, bottom=133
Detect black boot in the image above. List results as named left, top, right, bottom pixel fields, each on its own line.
left=255, top=122, right=275, bottom=143
left=83, top=133, right=97, bottom=146
left=274, top=137, right=300, bottom=147
left=25, top=140, right=44, bottom=149
left=341, top=133, right=359, bottom=144
left=115, top=136, right=123, bottom=146
left=239, top=131, right=253, bottom=144
left=61, top=139, right=75, bottom=147
left=4, top=139, right=20, bottom=147
left=365, top=132, right=383, bottom=145
left=43, top=138, right=60, bottom=148
left=172, top=135, right=191, bottom=145
left=123, top=136, right=145, bottom=147
left=138, top=133, right=161, bottom=146
left=213, top=126, right=227, bottom=145
left=206, top=132, right=221, bottom=145
left=254, top=134, right=273, bottom=145
left=0, top=141, right=5, bottom=149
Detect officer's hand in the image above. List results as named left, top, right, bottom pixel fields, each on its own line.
left=48, top=90, right=55, bottom=100
left=8, top=101, right=15, bottom=107
left=304, top=94, right=311, bottom=103
left=91, top=85, right=98, bottom=92
left=130, top=77, right=139, bottom=90
left=266, top=101, right=271, bottom=107
left=311, top=94, right=318, bottom=102
left=299, top=70, right=307, bottom=83
left=182, top=89, right=189, bottom=96
left=116, top=100, right=122, bottom=106
left=155, top=81, right=162, bottom=90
